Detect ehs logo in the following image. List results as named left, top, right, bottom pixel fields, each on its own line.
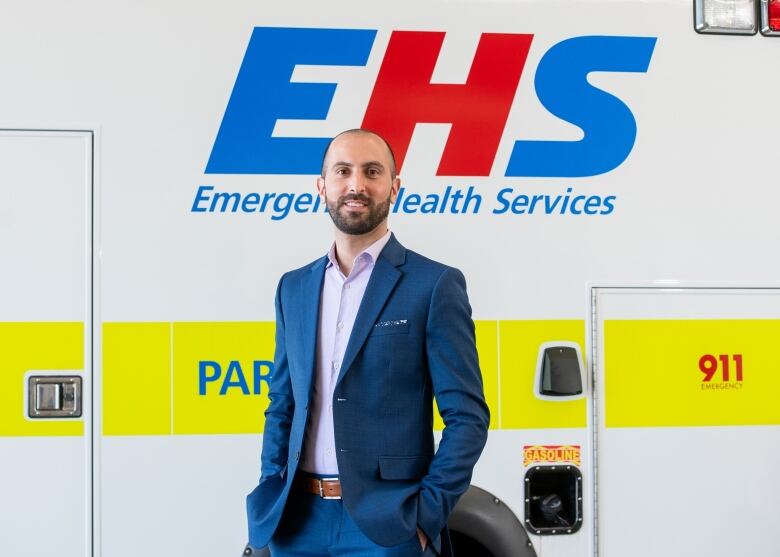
left=206, top=27, right=656, bottom=178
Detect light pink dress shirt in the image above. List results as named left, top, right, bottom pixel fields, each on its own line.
left=300, top=230, right=392, bottom=475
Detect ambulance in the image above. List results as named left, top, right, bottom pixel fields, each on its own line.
left=1, top=0, right=779, bottom=555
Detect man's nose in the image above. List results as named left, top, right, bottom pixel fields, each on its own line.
left=347, top=174, right=367, bottom=194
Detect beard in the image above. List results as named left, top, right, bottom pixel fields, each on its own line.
left=326, top=192, right=391, bottom=235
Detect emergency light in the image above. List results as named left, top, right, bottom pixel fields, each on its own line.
left=695, top=0, right=758, bottom=34
left=760, top=0, right=780, bottom=35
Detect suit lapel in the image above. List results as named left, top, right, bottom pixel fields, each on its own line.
left=298, top=256, right=327, bottom=397
left=336, top=236, right=405, bottom=386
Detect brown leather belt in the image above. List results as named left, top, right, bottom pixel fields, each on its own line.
left=295, top=475, right=342, bottom=499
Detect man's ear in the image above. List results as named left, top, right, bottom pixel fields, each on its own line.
left=390, top=176, right=401, bottom=204
left=316, top=176, right=326, bottom=201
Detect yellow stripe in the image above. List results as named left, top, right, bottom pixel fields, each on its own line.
left=103, top=322, right=171, bottom=435
left=605, top=319, right=780, bottom=427
left=19, top=318, right=780, bottom=434
left=0, top=322, right=84, bottom=437
left=101, top=320, right=587, bottom=435
left=23, top=318, right=780, bottom=434
left=499, top=320, right=587, bottom=429
left=172, top=321, right=275, bottom=434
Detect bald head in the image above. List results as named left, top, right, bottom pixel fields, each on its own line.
left=320, top=129, right=397, bottom=179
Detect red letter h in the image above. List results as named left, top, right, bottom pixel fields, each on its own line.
left=362, top=31, right=532, bottom=176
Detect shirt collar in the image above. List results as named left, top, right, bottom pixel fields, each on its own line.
left=326, top=229, right=392, bottom=270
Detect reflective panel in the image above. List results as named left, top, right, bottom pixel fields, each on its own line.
left=760, top=0, right=780, bottom=35
left=696, top=0, right=757, bottom=34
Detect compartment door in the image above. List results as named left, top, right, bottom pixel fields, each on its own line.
left=592, top=287, right=780, bottom=557
left=0, top=130, right=93, bottom=557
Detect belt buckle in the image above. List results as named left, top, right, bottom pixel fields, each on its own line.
left=318, top=477, right=340, bottom=500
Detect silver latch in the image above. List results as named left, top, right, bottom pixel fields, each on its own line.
left=28, top=376, right=82, bottom=418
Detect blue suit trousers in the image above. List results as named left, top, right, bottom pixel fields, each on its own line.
left=269, top=490, right=436, bottom=557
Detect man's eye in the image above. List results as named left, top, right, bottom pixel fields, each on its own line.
left=335, top=168, right=348, bottom=175
left=367, top=168, right=380, bottom=177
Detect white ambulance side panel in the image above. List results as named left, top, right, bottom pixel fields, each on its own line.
left=592, top=288, right=780, bottom=557
left=0, top=130, right=92, bottom=557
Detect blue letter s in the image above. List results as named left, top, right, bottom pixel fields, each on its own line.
left=505, top=36, right=656, bottom=178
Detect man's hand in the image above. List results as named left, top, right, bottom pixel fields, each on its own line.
left=416, top=527, right=427, bottom=551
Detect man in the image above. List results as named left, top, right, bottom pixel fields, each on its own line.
left=246, top=129, right=489, bottom=556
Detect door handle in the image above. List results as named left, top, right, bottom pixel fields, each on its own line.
left=28, top=375, right=82, bottom=418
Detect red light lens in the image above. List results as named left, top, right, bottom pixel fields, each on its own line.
left=771, top=0, right=780, bottom=31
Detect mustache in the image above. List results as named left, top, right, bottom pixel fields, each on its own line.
left=337, top=194, right=372, bottom=206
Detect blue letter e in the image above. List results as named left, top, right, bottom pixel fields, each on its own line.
left=206, top=27, right=376, bottom=175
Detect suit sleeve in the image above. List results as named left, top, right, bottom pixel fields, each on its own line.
left=417, top=267, right=490, bottom=541
left=259, top=274, right=294, bottom=480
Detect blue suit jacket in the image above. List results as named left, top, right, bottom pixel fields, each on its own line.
left=247, top=234, right=489, bottom=551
